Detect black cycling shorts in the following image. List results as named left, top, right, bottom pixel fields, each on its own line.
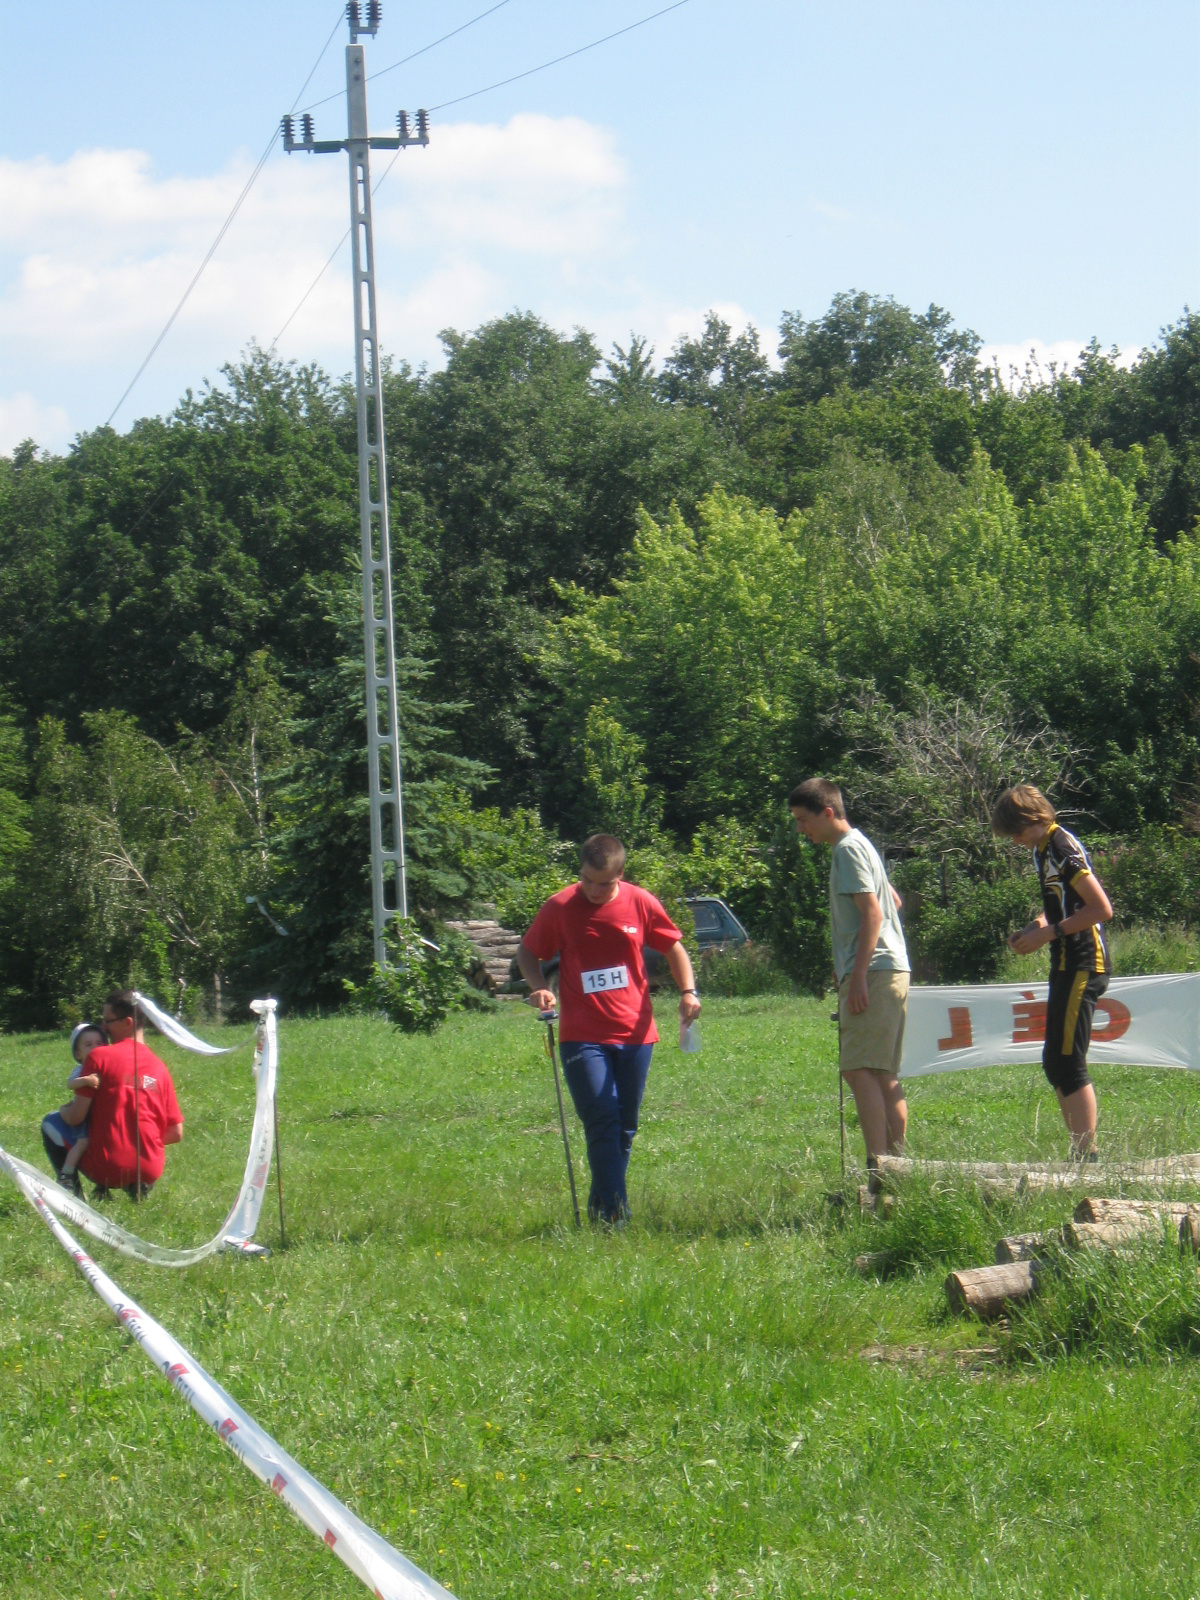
left=1043, top=970, right=1108, bottom=1096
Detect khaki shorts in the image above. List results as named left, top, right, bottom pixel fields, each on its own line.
left=838, top=970, right=909, bottom=1078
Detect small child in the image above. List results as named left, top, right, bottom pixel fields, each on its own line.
left=991, top=784, right=1114, bottom=1158
left=40, top=1022, right=104, bottom=1196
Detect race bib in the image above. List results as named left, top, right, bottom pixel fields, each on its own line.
left=581, top=965, right=630, bottom=996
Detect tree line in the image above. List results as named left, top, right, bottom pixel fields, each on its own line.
left=1, top=293, right=1197, bottom=1025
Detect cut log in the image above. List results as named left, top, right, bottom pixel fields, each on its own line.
left=946, top=1261, right=1038, bottom=1318
left=882, top=1151, right=1200, bottom=1189
left=1073, top=1197, right=1193, bottom=1225
left=1062, top=1215, right=1165, bottom=1251
left=995, top=1232, right=1050, bottom=1264
left=1179, top=1211, right=1200, bottom=1253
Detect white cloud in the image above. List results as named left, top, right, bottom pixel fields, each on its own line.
left=977, top=338, right=1141, bottom=390
left=590, top=300, right=772, bottom=369
left=0, top=393, right=71, bottom=455
left=0, top=114, right=628, bottom=435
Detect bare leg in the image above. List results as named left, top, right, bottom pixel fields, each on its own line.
left=842, top=1069, right=890, bottom=1162
left=1056, top=1084, right=1097, bottom=1155
left=61, top=1137, right=87, bottom=1176
left=878, top=1075, right=907, bottom=1153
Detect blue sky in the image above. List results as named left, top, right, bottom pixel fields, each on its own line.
left=1, top=0, right=1196, bottom=451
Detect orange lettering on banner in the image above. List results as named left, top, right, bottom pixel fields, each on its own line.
left=1093, top=997, right=1132, bottom=1042
left=938, top=1006, right=973, bottom=1051
left=1012, top=990, right=1046, bottom=1044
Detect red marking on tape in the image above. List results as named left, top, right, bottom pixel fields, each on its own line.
left=1012, top=990, right=1046, bottom=1044
left=324, top=1529, right=337, bottom=1548
left=167, top=1362, right=189, bottom=1381
left=271, top=1472, right=287, bottom=1496
left=1093, top=996, right=1132, bottom=1042
left=218, top=1418, right=238, bottom=1441
left=937, top=1006, right=973, bottom=1051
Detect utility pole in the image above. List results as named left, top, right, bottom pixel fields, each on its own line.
left=282, top=2, right=429, bottom=968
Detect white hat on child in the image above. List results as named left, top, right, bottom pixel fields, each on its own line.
left=69, top=1022, right=99, bottom=1052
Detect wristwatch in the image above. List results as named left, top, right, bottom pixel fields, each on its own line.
left=681, top=988, right=698, bottom=996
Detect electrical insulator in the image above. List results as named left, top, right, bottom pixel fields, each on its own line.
left=416, top=108, right=429, bottom=142
left=367, top=1, right=382, bottom=29
left=397, top=110, right=409, bottom=142
left=301, top=113, right=315, bottom=144
left=347, top=2, right=361, bottom=35
left=281, top=114, right=295, bottom=146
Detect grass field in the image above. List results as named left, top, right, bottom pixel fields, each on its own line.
left=5, top=994, right=1200, bottom=1599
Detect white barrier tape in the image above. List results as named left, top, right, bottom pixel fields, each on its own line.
left=1, top=1153, right=454, bottom=1600
left=132, top=990, right=248, bottom=1055
left=901, top=973, right=1200, bottom=1078
left=8, top=999, right=280, bottom=1267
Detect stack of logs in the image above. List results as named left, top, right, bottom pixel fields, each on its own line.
left=946, top=1196, right=1200, bottom=1318
left=442, top=919, right=523, bottom=994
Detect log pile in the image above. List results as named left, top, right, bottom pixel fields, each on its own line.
left=443, top=919, right=523, bottom=993
left=944, top=1196, right=1200, bottom=1319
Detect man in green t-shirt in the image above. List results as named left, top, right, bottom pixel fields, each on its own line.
left=790, top=778, right=910, bottom=1179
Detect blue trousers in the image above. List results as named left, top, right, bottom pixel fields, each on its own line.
left=559, top=1041, right=653, bottom=1223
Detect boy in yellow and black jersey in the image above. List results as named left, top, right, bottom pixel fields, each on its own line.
left=992, top=785, right=1114, bottom=1158
left=1036, top=823, right=1111, bottom=978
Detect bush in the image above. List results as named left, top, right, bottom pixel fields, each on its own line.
left=911, top=874, right=1034, bottom=982
left=345, top=919, right=487, bottom=1033
left=1110, top=922, right=1200, bottom=975
left=764, top=815, right=832, bottom=993
left=1094, top=827, right=1200, bottom=929
left=696, top=942, right=793, bottom=998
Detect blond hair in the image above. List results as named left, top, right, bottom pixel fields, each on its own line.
left=991, top=784, right=1056, bottom=836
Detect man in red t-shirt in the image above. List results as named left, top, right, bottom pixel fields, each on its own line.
left=517, top=834, right=701, bottom=1222
left=72, top=990, right=184, bottom=1200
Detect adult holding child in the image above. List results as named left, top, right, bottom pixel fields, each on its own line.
left=517, top=834, right=701, bottom=1224
left=72, top=990, right=184, bottom=1200
left=789, top=779, right=910, bottom=1186
left=991, top=785, right=1113, bottom=1158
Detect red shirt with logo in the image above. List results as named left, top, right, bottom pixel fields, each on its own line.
left=524, top=881, right=682, bottom=1044
left=75, top=1038, right=183, bottom=1188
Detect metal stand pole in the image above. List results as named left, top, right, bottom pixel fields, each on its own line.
left=543, top=1013, right=581, bottom=1228
left=272, top=1097, right=287, bottom=1250
left=831, top=1006, right=845, bottom=1190
left=839, top=1070, right=846, bottom=1187
left=133, top=1023, right=142, bottom=1200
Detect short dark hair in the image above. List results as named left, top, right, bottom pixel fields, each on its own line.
left=581, top=833, right=626, bottom=874
left=103, top=988, right=144, bottom=1026
left=991, top=784, right=1056, bottom=836
left=788, top=778, right=846, bottom=819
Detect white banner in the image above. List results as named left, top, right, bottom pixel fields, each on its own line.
left=1, top=1156, right=454, bottom=1600
left=1, top=998, right=279, bottom=1266
left=901, top=973, right=1200, bottom=1078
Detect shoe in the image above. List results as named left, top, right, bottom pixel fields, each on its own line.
left=57, top=1170, right=83, bottom=1198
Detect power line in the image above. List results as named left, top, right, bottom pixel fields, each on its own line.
left=270, top=1, right=694, bottom=355
left=103, top=6, right=345, bottom=430
left=301, top=0, right=516, bottom=115
left=267, top=147, right=406, bottom=356
left=428, top=0, right=691, bottom=113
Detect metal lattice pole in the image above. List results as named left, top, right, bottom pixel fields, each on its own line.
left=282, top=8, right=428, bottom=967
left=346, top=42, right=406, bottom=961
